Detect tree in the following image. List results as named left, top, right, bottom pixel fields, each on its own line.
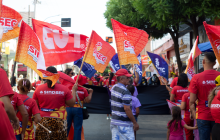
left=104, top=0, right=183, bottom=72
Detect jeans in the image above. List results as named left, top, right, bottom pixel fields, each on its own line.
left=110, top=124, right=134, bottom=140
left=15, top=134, right=21, bottom=140
left=66, top=107, right=83, bottom=140
left=212, top=123, right=220, bottom=140
left=197, top=119, right=215, bottom=140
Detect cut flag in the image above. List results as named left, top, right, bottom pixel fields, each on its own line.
left=15, top=21, right=59, bottom=86
left=147, top=52, right=169, bottom=80
left=185, top=36, right=200, bottom=80
left=111, top=19, right=149, bottom=65
left=109, top=53, right=127, bottom=73
left=1, top=5, right=22, bottom=42
left=32, top=19, right=89, bottom=71
left=203, top=21, right=220, bottom=64
left=166, top=99, right=185, bottom=117
left=134, top=54, right=142, bottom=84
left=74, top=57, right=96, bottom=78
left=84, top=30, right=116, bottom=73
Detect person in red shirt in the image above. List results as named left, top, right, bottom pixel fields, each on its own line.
left=31, top=76, right=43, bottom=91
left=170, top=65, right=187, bottom=89
left=66, top=75, right=93, bottom=140
left=0, top=68, right=18, bottom=140
left=11, top=92, right=29, bottom=140
left=15, top=79, right=41, bottom=140
left=33, top=66, right=76, bottom=140
left=208, top=75, right=220, bottom=140
left=189, top=52, right=220, bottom=140
left=92, top=76, right=99, bottom=86
left=170, top=73, right=189, bottom=104
left=107, top=73, right=117, bottom=89
left=179, top=92, right=194, bottom=140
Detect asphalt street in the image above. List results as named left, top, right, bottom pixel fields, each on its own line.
left=28, top=92, right=170, bottom=140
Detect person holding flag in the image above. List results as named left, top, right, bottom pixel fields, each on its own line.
left=33, top=66, right=76, bottom=140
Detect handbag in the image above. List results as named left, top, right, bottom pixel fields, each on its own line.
left=76, top=91, right=89, bottom=120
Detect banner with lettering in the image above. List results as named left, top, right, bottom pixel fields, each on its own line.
left=84, top=30, right=116, bottom=73
left=1, top=5, right=22, bottom=42
left=109, top=53, right=127, bottom=73
left=15, top=21, right=59, bottom=86
left=32, top=19, right=88, bottom=70
left=74, top=57, right=96, bottom=78
left=147, top=51, right=168, bottom=80
left=134, top=54, right=142, bottom=84
left=203, top=21, right=220, bottom=63
left=111, top=19, right=149, bottom=65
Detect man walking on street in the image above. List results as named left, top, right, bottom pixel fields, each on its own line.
left=110, top=69, right=139, bottom=140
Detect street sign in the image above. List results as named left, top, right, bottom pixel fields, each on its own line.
left=106, top=37, right=113, bottom=43
left=61, top=18, right=71, bottom=27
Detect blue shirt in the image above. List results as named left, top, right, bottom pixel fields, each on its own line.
left=110, top=83, right=133, bottom=126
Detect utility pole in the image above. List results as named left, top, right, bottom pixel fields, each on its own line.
left=34, top=0, right=36, bottom=19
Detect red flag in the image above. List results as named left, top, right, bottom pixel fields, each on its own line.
left=32, top=19, right=89, bottom=70
left=185, top=36, right=199, bottom=80
left=203, top=22, right=220, bottom=63
left=111, top=19, right=149, bottom=65
left=84, top=30, right=116, bottom=73
left=15, top=21, right=59, bottom=86
left=1, top=5, right=22, bottom=42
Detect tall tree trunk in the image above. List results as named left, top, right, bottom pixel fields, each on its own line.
left=169, top=29, right=182, bottom=74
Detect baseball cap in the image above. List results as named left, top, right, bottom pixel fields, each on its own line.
left=115, top=69, right=132, bottom=77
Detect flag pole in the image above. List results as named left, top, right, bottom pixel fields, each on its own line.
left=75, top=32, right=93, bottom=84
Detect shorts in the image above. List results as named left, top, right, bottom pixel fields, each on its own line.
left=110, top=124, right=134, bottom=140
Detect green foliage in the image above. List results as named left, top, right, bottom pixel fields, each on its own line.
left=104, top=0, right=167, bottom=39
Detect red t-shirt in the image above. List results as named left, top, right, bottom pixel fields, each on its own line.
left=170, top=77, right=178, bottom=88
left=171, top=86, right=188, bottom=103
left=92, top=77, right=98, bottom=86
left=0, top=68, right=14, bottom=98
left=108, top=76, right=117, bottom=88
left=11, top=92, right=23, bottom=111
left=17, top=94, right=40, bottom=121
left=189, top=70, right=220, bottom=121
left=75, top=88, right=89, bottom=102
left=33, top=83, right=73, bottom=120
left=182, top=92, right=190, bottom=119
left=210, top=91, right=220, bottom=124
left=32, top=80, right=41, bottom=90
left=0, top=101, right=16, bottom=140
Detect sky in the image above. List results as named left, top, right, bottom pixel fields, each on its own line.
left=3, top=0, right=117, bottom=50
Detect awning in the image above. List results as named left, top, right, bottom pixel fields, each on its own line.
left=198, top=42, right=213, bottom=52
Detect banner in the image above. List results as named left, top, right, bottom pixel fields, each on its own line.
left=32, top=19, right=88, bottom=70
left=74, top=57, right=96, bottom=78
left=83, top=85, right=170, bottom=115
left=147, top=51, right=169, bottom=80
left=15, top=21, right=59, bottom=86
left=1, top=5, right=22, bottom=42
left=111, top=19, right=149, bottom=65
left=109, top=53, right=127, bottom=73
left=203, top=21, right=220, bottom=63
left=141, top=55, right=149, bottom=65
left=134, top=54, right=142, bottom=84
left=84, top=30, right=116, bottom=73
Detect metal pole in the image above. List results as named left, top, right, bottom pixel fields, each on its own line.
left=10, top=61, right=17, bottom=87
left=34, top=0, right=36, bottom=19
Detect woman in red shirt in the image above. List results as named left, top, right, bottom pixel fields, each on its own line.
left=208, top=76, right=220, bottom=140
left=33, top=67, right=76, bottom=140
left=179, top=93, right=194, bottom=140
left=15, top=79, right=41, bottom=140
left=66, top=75, right=93, bottom=140
left=106, top=73, right=117, bottom=89
left=170, top=73, right=189, bottom=104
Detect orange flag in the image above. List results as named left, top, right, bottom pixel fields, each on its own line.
left=111, top=19, right=149, bottom=65
left=1, top=5, right=22, bottom=42
left=15, top=21, right=59, bottom=86
left=203, top=21, right=220, bottom=64
left=84, top=30, right=116, bottom=73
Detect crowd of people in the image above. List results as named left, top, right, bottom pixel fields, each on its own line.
left=1, top=52, right=220, bottom=140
